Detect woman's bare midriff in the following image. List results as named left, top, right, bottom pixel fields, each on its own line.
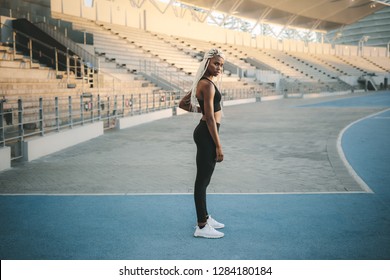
left=201, top=111, right=222, bottom=124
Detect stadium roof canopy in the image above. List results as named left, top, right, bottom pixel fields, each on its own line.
left=178, top=0, right=389, bottom=32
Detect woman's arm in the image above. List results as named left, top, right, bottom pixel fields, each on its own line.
left=179, top=92, right=201, bottom=113
left=199, top=81, right=224, bottom=162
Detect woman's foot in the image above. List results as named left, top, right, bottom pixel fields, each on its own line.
left=207, top=215, right=225, bottom=229
left=194, top=223, right=224, bottom=238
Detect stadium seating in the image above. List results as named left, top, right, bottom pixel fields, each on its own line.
left=2, top=11, right=389, bottom=105
left=50, top=12, right=265, bottom=94
left=0, top=44, right=81, bottom=99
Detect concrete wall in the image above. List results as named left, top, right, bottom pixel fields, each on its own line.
left=23, top=121, right=104, bottom=162
left=0, top=146, right=11, bottom=171
left=223, top=98, right=256, bottom=107
left=116, top=109, right=172, bottom=130
left=339, top=75, right=360, bottom=87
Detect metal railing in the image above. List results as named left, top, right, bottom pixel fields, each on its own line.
left=0, top=91, right=176, bottom=159
left=0, top=19, right=99, bottom=90
left=138, top=59, right=192, bottom=91
left=35, top=22, right=99, bottom=70
left=279, top=78, right=354, bottom=95
left=11, top=27, right=85, bottom=79
left=0, top=88, right=258, bottom=160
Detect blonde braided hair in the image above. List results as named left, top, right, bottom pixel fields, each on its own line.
left=189, top=48, right=225, bottom=112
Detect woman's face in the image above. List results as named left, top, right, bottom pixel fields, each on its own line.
left=206, top=56, right=224, bottom=77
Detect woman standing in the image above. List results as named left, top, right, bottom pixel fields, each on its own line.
left=179, top=48, right=225, bottom=238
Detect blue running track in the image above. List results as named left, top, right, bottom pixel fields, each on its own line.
left=0, top=92, right=389, bottom=260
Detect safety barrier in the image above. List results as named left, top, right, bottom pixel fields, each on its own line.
left=0, top=88, right=259, bottom=166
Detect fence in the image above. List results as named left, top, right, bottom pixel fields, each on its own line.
left=0, top=20, right=97, bottom=93
left=0, top=88, right=259, bottom=161
left=35, top=22, right=99, bottom=70
left=12, top=27, right=85, bottom=79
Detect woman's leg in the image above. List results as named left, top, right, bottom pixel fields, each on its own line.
left=193, top=121, right=217, bottom=224
left=194, top=152, right=216, bottom=223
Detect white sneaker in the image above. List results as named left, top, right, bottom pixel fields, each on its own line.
left=194, top=224, right=224, bottom=239
left=207, top=215, right=225, bottom=229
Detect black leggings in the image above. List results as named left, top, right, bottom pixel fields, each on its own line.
left=193, top=120, right=220, bottom=223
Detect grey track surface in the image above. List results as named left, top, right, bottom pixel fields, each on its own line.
left=0, top=93, right=383, bottom=195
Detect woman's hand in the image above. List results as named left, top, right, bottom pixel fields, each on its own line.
left=216, top=146, right=224, bottom=162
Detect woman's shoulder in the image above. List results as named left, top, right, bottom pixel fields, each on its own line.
left=198, top=78, right=215, bottom=91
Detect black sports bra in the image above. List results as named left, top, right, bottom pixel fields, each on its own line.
left=197, top=77, right=222, bottom=115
